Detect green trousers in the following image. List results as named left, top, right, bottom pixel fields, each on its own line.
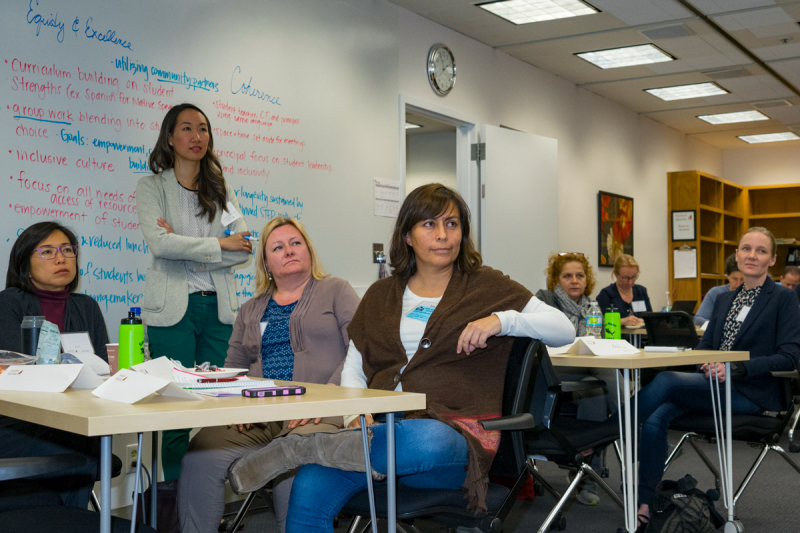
left=148, top=294, right=232, bottom=481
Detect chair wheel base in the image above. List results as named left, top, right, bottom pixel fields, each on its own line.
left=789, top=443, right=800, bottom=453
left=724, top=520, right=744, bottom=533
left=550, top=514, right=566, bottom=531
left=534, top=482, right=544, bottom=496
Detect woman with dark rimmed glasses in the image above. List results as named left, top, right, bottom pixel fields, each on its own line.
left=0, top=220, right=110, bottom=510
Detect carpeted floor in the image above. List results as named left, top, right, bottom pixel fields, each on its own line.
left=227, top=429, right=800, bottom=533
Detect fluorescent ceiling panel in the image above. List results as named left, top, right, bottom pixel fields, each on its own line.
left=576, top=44, right=674, bottom=69
left=478, top=0, right=598, bottom=25
left=646, top=82, right=728, bottom=101
left=697, top=110, right=770, bottom=125
left=738, top=132, right=800, bottom=144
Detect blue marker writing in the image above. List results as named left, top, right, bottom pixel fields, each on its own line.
left=224, top=230, right=258, bottom=242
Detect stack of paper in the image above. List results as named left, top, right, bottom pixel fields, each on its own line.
left=0, top=364, right=103, bottom=392
left=548, top=337, right=639, bottom=356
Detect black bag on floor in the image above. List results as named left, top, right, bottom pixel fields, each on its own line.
left=646, top=475, right=725, bottom=533
left=134, top=479, right=180, bottom=533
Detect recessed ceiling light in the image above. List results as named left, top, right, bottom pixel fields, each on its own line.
left=645, top=82, right=728, bottom=101
left=478, top=0, right=598, bottom=25
left=575, top=44, right=674, bottom=69
left=738, top=132, right=800, bottom=144
left=697, top=110, right=770, bottom=125
left=405, top=122, right=422, bottom=129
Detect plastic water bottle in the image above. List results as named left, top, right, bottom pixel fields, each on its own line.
left=586, top=301, right=603, bottom=339
left=119, top=307, right=145, bottom=369
left=663, top=291, right=672, bottom=312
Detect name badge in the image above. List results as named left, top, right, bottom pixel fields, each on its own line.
left=221, top=201, right=242, bottom=226
left=260, top=321, right=268, bottom=337
left=406, top=305, right=436, bottom=322
left=631, top=300, right=647, bottom=313
left=737, top=306, right=751, bottom=322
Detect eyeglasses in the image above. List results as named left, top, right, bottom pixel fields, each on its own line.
left=33, top=245, right=78, bottom=260
left=558, top=252, right=585, bottom=257
left=618, top=275, right=639, bottom=283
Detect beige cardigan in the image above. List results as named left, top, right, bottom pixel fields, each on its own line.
left=225, top=276, right=360, bottom=386
left=136, top=169, right=251, bottom=327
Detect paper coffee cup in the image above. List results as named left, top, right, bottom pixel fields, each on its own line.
left=106, top=344, right=119, bottom=376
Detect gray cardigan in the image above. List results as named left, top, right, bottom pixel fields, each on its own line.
left=136, top=169, right=251, bottom=327
left=225, top=276, right=360, bottom=385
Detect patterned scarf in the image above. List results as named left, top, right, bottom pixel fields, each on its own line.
left=720, top=285, right=761, bottom=351
left=553, top=285, right=589, bottom=337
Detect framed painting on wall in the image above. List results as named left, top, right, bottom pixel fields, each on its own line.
left=598, top=191, right=634, bottom=267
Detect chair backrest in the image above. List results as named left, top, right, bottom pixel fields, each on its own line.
left=640, top=311, right=699, bottom=348
left=488, top=337, right=540, bottom=478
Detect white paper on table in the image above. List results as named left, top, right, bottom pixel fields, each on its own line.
left=92, top=369, right=202, bottom=404
left=0, top=364, right=102, bottom=392
left=565, top=338, right=640, bottom=356
left=60, top=332, right=95, bottom=354
left=700, top=321, right=709, bottom=331
left=673, top=248, right=697, bottom=279
left=547, top=336, right=595, bottom=355
left=68, top=352, right=110, bottom=376
left=130, top=356, right=179, bottom=381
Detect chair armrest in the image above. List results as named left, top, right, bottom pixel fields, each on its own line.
left=771, top=370, right=799, bottom=379
left=560, top=380, right=606, bottom=393
left=0, top=453, right=87, bottom=482
left=480, top=413, right=535, bottom=432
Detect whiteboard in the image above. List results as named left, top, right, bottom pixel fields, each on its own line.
left=0, top=0, right=399, bottom=339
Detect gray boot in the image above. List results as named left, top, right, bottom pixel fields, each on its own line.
left=227, top=428, right=374, bottom=494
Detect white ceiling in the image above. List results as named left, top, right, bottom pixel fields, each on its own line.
left=389, top=0, right=800, bottom=149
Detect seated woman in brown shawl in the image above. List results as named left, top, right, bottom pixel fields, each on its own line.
left=226, top=183, right=575, bottom=533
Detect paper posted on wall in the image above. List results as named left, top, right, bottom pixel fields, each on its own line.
left=374, top=178, right=400, bottom=217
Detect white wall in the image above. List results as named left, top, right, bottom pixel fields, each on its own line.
left=405, top=131, right=457, bottom=194
left=722, top=144, right=800, bottom=186
left=396, top=10, right=722, bottom=309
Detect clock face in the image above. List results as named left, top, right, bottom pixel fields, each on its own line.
left=428, top=44, right=456, bottom=96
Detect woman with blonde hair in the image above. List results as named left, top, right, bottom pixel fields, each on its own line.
left=596, top=253, right=651, bottom=327
left=536, top=252, right=615, bottom=505
left=177, top=217, right=360, bottom=533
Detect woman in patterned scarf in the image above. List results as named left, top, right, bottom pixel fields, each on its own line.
left=536, top=252, right=616, bottom=506
left=632, top=227, right=800, bottom=531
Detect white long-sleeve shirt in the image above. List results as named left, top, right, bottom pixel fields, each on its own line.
left=341, top=288, right=574, bottom=425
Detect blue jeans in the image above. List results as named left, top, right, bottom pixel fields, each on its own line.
left=285, top=419, right=469, bottom=533
left=636, top=371, right=761, bottom=506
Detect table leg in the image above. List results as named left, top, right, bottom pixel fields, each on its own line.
left=621, top=368, right=635, bottom=533
left=387, top=412, right=396, bottom=533
left=101, top=435, right=112, bottom=533
left=151, top=432, right=158, bottom=530
left=725, top=363, right=734, bottom=522
left=131, top=432, right=143, bottom=533
left=360, top=415, right=378, bottom=533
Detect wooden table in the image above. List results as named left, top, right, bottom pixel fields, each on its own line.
left=0, top=382, right=426, bottom=533
left=551, top=350, right=748, bottom=533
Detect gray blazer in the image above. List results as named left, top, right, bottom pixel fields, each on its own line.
left=136, top=169, right=251, bottom=327
left=225, top=276, right=360, bottom=385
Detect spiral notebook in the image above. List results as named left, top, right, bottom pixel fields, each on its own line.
left=185, top=379, right=274, bottom=396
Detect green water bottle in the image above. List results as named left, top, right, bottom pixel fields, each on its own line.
left=604, top=304, right=621, bottom=340
left=119, top=307, right=145, bottom=369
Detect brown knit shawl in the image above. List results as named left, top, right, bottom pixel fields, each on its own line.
left=347, top=266, right=532, bottom=511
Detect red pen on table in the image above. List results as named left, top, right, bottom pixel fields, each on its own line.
left=198, top=377, right=239, bottom=383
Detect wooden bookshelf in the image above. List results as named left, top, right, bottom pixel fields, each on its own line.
left=669, top=175, right=800, bottom=304
left=668, top=171, right=746, bottom=310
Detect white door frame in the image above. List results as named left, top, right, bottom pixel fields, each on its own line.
left=398, top=94, right=481, bottom=248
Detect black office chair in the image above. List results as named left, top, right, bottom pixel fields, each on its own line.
left=341, top=337, right=538, bottom=533
left=665, top=370, right=800, bottom=507
left=640, top=311, right=699, bottom=349
left=0, top=453, right=157, bottom=533
left=481, top=344, right=625, bottom=533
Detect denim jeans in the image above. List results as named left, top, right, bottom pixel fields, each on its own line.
left=635, top=371, right=761, bottom=506
left=285, top=418, right=469, bottom=533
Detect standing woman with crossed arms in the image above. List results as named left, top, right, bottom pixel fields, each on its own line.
left=137, top=103, right=253, bottom=480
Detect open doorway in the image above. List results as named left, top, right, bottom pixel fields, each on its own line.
left=405, top=110, right=457, bottom=192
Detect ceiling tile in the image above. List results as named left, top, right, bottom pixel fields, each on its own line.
left=716, top=74, right=795, bottom=100
left=714, top=7, right=794, bottom=32
left=689, top=1, right=776, bottom=16
left=753, top=41, right=800, bottom=60
left=658, top=35, right=722, bottom=57
left=760, top=105, right=800, bottom=123
left=748, top=21, right=800, bottom=38
left=588, top=0, right=692, bottom=25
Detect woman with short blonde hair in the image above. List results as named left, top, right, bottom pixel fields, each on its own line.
left=597, top=253, right=651, bottom=327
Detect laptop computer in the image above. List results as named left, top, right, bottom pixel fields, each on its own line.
left=671, top=300, right=697, bottom=315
